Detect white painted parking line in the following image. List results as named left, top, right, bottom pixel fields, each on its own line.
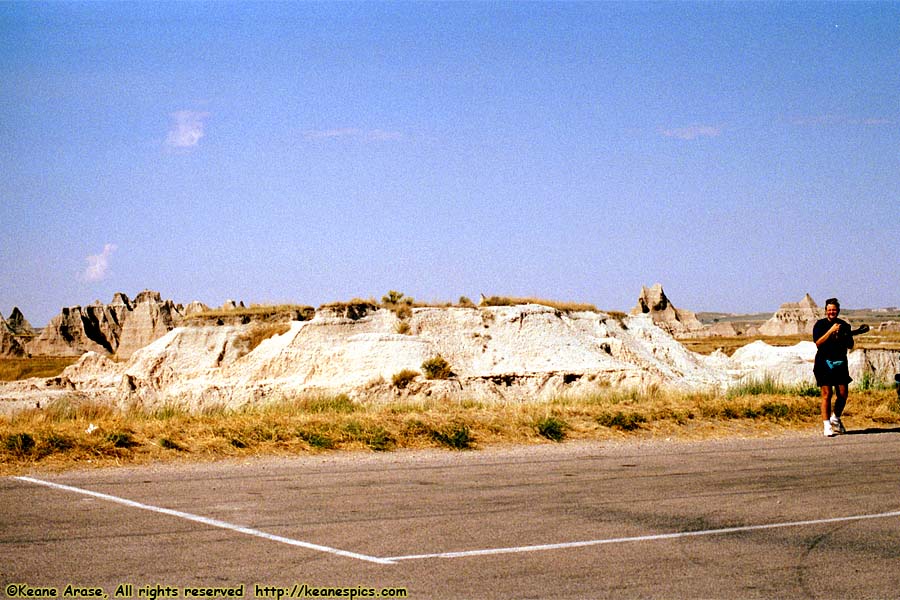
left=386, top=509, right=900, bottom=562
left=14, top=476, right=394, bottom=565
left=16, top=475, right=900, bottom=566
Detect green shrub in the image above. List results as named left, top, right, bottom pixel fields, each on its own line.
left=760, top=401, right=790, bottom=419
left=365, top=427, right=395, bottom=452
left=431, top=424, right=473, bottom=449
left=422, top=355, right=453, bottom=380
left=536, top=416, right=567, bottom=442
left=3, top=432, right=35, bottom=455
left=342, top=422, right=395, bottom=451
left=857, top=372, right=891, bottom=391
left=298, top=430, right=335, bottom=449
left=392, top=369, right=419, bottom=389
left=382, top=291, right=414, bottom=319
left=158, top=437, right=184, bottom=451
left=299, top=394, right=357, bottom=414
left=597, top=411, right=646, bottom=431
left=382, top=290, right=407, bottom=305
left=42, top=432, right=74, bottom=453
left=105, top=431, right=136, bottom=448
left=250, top=423, right=285, bottom=442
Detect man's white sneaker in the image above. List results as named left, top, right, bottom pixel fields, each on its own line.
left=830, top=415, right=846, bottom=434
left=823, top=421, right=836, bottom=437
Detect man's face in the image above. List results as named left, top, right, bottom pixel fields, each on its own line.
left=826, top=304, right=840, bottom=320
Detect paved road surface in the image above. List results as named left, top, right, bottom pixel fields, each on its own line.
left=3, top=430, right=900, bottom=599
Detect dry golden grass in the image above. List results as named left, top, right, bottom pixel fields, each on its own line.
left=186, top=303, right=315, bottom=322
left=855, top=330, right=900, bottom=350
left=237, top=322, right=292, bottom=352
left=683, top=331, right=900, bottom=356
left=3, top=387, right=897, bottom=475
left=681, top=335, right=809, bottom=356
left=0, top=357, right=79, bottom=381
left=480, top=296, right=600, bottom=313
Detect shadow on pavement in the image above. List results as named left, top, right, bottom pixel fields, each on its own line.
left=845, top=426, right=900, bottom=436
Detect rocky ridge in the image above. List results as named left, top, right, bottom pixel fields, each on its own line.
left=6, top=291, right=311, bottom=360
left=1, top=308, right=31, bottom=357
left=758, top=293, right=823, bottom=336
left=1, top=301, right=897, bottom=415
left=3, top=288, right=896, bottom=415
left=630, top=283, right=705, bottom=336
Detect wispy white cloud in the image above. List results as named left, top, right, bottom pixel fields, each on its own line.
left=791, top=114, right=895, bottom=127
left=166, top=110, right=210, bottom=148
left=790, top=114, right=844, bottom=126
left=863, top=118, right=895, bottom=126
left=83, top=243, right=117, bottom=282
left=304, top=128, right=362, bottom=140
left=303, top=128, right=403, bottom=141
left=660, top=125, right=721, bottom=140
left=366, top=129, right=404, bottom=141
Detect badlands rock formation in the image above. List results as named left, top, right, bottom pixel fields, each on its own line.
left=21, top=291, right=208, bottom=359
left=758, top=294, right=823, bottom=336
left=114, top=290, right=183, bottom=359
left=630, top=284, right=705, bottom=336
left=1, top=302, right=897, bottom=415
left=1, top=308, right=32, bottom=357
left=0, top=305, right=735, bottom=413
left=14, top=290, right=313, bottom=359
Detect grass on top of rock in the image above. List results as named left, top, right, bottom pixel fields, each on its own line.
left=479, top=296, right=600, bottom=313
left=2, top=386, right=898, bottom=474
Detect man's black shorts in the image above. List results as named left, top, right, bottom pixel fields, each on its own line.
left=814, top=359, right=852, bottom=387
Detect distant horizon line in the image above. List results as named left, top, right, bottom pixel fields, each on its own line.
left=3, top=289, right=898, bottom=330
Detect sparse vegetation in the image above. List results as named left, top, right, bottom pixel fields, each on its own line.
left=238, top=323, right=292, bottom=352
left=297, top=393, right=358, bottom=414
left=726, top=376, right=819, bottom=398
left=480, top=296, right=599, bottom=313
left=421, top=355, right=453, bottom=380
left=382, top=290, right=409, bottom=305
left=597, top=410, right=647, bottom=431
left=856, top=371, right=893, bottom=391
left=1, top=387, right=898, bottom=473
left=3, top=432, right=35, bottom=455
left=105, top=431, right=137, bottom=448
left=381, top=290, right=414, bottom=320
left=536, top=415, right=567, bottom=442
left=319, top=299, right=379, bottom=320
left=392, top=369, right=419, bottom=389
left=430, top=423, right=473, bottom=450
left=158, top=437, right=185, bottom=451
left=186, top=304, right=315, bottom=323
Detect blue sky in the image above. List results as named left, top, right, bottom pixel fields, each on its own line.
left=2, top=1, right=899, bottom=325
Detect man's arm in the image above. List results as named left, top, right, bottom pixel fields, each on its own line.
left=815, top=323, right=841, bottom=347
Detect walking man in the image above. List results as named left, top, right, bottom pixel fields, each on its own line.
left=813, top=298, right=853, bottom=437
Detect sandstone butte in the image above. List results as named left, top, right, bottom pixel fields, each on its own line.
left=1, top=288, right=897, bottom=415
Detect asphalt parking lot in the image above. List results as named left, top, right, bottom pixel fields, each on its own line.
left=3, top=431, right=900, bottom=599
